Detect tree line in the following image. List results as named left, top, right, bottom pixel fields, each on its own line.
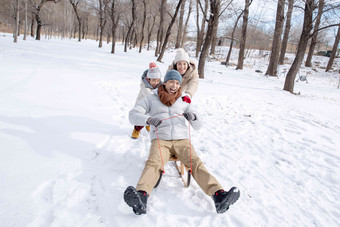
left=1, top=0, right=340, bottom=93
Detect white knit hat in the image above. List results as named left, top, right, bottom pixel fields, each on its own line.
left=147, top=67, right=162, bottom=79
left=173, top=48, right=190, bottom=65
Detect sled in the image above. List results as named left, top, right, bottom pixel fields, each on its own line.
left=154, top=155, right=192, bottom=188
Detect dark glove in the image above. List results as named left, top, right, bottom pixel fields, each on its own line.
left=183, top=112, right=196, bottom=121
left=182, top=95, right=191, bottom=104
left=147, top=117, right=162, bottom=127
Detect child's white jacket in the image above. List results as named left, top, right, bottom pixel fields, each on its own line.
left=129, top=88, right=202, bottom=141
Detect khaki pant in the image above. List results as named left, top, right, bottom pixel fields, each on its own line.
left=136, top=139, right=223, bottom=195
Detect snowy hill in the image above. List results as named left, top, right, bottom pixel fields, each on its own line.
left=0, top=33, right=339, bottom=227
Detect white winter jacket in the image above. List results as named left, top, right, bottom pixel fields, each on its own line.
left=129, top=88, right=202, bottom=141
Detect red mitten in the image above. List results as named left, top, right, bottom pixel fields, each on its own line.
left=182, top=95, right=191, bottom=103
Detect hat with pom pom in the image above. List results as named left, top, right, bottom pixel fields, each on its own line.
left=147, top=67, right=162, bottom=79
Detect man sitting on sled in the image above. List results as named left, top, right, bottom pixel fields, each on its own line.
left=124, top=70, right=240, bottom=215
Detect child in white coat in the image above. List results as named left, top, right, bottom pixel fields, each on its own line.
left=132, top=62, right=162, bottom=139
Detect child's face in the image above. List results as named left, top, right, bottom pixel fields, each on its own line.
left=147, top=78, right=161, bottom=88
left=176, top=61, right=188, bottom=75
left=164, top=80, right=180, bottom=94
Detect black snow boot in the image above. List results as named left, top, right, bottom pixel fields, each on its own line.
left=124, top=186, right=148, bottom=215
left=212, top=187, right=240, bottom=214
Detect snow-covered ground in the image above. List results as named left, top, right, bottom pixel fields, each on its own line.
left=0, top=33, right=339, bottom=227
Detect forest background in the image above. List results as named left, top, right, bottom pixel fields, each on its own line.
left=1, top=0, right=340, bottom=93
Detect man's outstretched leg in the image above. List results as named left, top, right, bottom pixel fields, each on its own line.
left=173, top=140, right=240, bottom=213
left=124, top=140, right=171, bottom=215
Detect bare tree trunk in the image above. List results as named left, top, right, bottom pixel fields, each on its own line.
left=325, top=23, right=340, bottom=72
left=111, top=22, right=117, bottom=53
left=121, top=27, right=125, bottom=44
left=111, top=26, right=117, bottom=53
left=107, top=30, right=111, bottom=43
left=283, top=0, right=315, bottom=93
left=31, top=13, right=34, bottom=37
left=110, top=0, right=120, bottom=54
left=175, top=0, right=185, bottom=48
left=198, top=0, right=220, bottom=78
left=82, top=19, right=85, bottom=39
left=195, top=0, right=200, bottom=57
left=70, top=0, right=82, bottom=42
left=130, top=29, right=134, bottom=48
left=14, top=0, right=20, bottom=43
left=181, top=0, right=192, bottom=47
left=24, top=0, right=27, bottom=40
left=155, top=0, right=166, bottom=56
left=265, top=0, right=285, bottom=77
left=35, top=12, right=42, bottom=40
left=73, top=24, right=77, bottom=39
left=147, top=15, right=156, bottom=51
left=82, top=17, right=88, bottom=40
left=18, top=19, right=22, bottom=37
left=236, top=0, right=251, bottom=70
left=195, top=0, right=208, bottom=58
left=157, top=0, right=184, bottom=62
left=133, top=28, right=138, bottom=48
left=139, top=0, right=146, bottom=53
left=124, top=0, right=135, bottom=52
left=226, top=10, right=243, bottom=65
left=95, top=26, right=99, bottom=41
left=279, top=0, right=294, bottom=65
left=77, top=11, right=82, bottom=41
left=305, top=0, right=324, bottom=67
left=98, top=0, right=107, bottom=48
left=210, top=15, right=219, bottom=55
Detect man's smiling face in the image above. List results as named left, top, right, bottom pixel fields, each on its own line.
left=164, top=80, right=181, bottom=94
